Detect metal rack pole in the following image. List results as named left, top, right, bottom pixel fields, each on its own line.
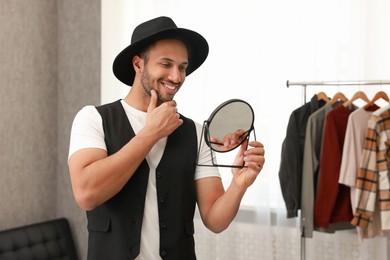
left=286, top=80, right=390, bottom=87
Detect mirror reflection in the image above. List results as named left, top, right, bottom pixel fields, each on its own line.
left=198, top=99, right=256, bottom=168
left=206, top=99, right=255, bottom=153
left=209, top=129, right=249, bottom=152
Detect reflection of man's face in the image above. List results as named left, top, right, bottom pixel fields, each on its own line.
left=140, top=39, right=188, bottom=105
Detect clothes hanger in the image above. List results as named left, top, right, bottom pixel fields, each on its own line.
left=363, top=90, right=389, bottom=109
left=316, top=92, right=329, bottom=102
left=329, top=92, right=348, bottom=104
left=343, top=91, right=370, bottom=107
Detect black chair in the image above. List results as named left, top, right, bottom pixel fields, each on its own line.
left=0, top=218, right=78, bottom=260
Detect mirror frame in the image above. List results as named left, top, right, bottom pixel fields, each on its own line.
left=197, top=99, right=256, bottom=168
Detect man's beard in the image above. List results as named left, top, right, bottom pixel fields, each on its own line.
left=140, top=67, right=171, bottom=104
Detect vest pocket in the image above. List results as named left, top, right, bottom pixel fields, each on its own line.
left=185, top=221, right=194, bottom=236
left=87, top=215, right=111, bottom=232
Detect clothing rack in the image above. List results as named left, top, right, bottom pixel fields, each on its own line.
left=286, top=80, right=390, bottom=103
left=286, top=79, right=390, bottom=260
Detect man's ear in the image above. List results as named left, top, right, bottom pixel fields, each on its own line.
left=132, top=55, right=143, bottom=71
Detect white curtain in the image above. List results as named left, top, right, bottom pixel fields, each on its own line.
left=102, top=0, right=390, bottom=259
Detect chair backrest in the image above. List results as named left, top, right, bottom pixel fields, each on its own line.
left=0, top=218, right=78, bottom=260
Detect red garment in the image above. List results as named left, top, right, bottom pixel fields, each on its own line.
left=314, top=105, right=354, bottom=228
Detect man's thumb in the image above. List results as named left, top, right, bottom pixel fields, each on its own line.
left=147, top=90, right=157, bottom=112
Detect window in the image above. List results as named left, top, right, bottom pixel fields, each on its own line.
left=102, top=0, right=390, bottom=212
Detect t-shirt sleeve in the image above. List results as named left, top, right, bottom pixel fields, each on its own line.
left=68, top=105, right=107, bottom=160
left=194, top=121, right=221, bottom=180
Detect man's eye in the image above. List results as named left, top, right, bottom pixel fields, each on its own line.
left=162, top=63, right=170, bottom=67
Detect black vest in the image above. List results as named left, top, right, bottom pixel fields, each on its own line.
left=86, top=100, right=198, bottom=260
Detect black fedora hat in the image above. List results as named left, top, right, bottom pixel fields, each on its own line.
left=113, top=16, right=209, bottom=86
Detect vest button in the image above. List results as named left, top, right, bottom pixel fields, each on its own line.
left=159, top=197, right=165, bottom=203
left=160, top=222, right=166, bottom=229
left=161, top=250, right=167, bottom=256
left=156, top=172, right=162, bottom=178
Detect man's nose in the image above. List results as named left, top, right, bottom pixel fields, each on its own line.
left=168, top=66, right=184, bottom=83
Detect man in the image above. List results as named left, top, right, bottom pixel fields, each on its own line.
left=68, top=16, right=265, bottom=260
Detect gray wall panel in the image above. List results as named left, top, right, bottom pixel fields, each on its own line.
left=57, top=1, right=101, bottom=259
left=0, top=0, right=57, bottom=228
left=0, top=1, right=100, bottom=259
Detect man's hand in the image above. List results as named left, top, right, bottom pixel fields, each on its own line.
left=231, top=140, right=265, bottom=189
left=210, top=129, right=248, bottom=151
left=145, top=90, right=183, bottom=139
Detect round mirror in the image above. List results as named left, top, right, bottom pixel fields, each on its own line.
left=205, top=99, right=255, bottom=153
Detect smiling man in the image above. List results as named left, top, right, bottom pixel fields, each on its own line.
left=68, top=16, right=265, bottom=260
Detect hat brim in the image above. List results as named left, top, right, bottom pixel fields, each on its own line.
left=113, top=28, right=209, bottom=86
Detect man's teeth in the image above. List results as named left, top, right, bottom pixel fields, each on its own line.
left=164, top=84, right=176, bottom=90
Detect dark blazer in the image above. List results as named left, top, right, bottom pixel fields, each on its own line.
left=87, top=100, right=198, bottom=260
left=278, top=95, right=326, bottom=218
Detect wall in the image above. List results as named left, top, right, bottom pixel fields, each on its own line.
left=0, top=1, right=57, bottom=228
left=0, top=1, right=100, bottom=259
left=56, top=1, right=100, bottom=259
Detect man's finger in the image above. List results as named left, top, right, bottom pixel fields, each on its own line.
left=147, top=90, right=158, bottom=113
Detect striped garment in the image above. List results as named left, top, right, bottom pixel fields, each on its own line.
left=351, top=105, right=390, bottom=229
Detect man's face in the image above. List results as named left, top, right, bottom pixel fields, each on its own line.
left=140, top=39, right=188, bottom=104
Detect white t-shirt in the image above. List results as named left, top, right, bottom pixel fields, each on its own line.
left=68, top=100, right=220, bottom=260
